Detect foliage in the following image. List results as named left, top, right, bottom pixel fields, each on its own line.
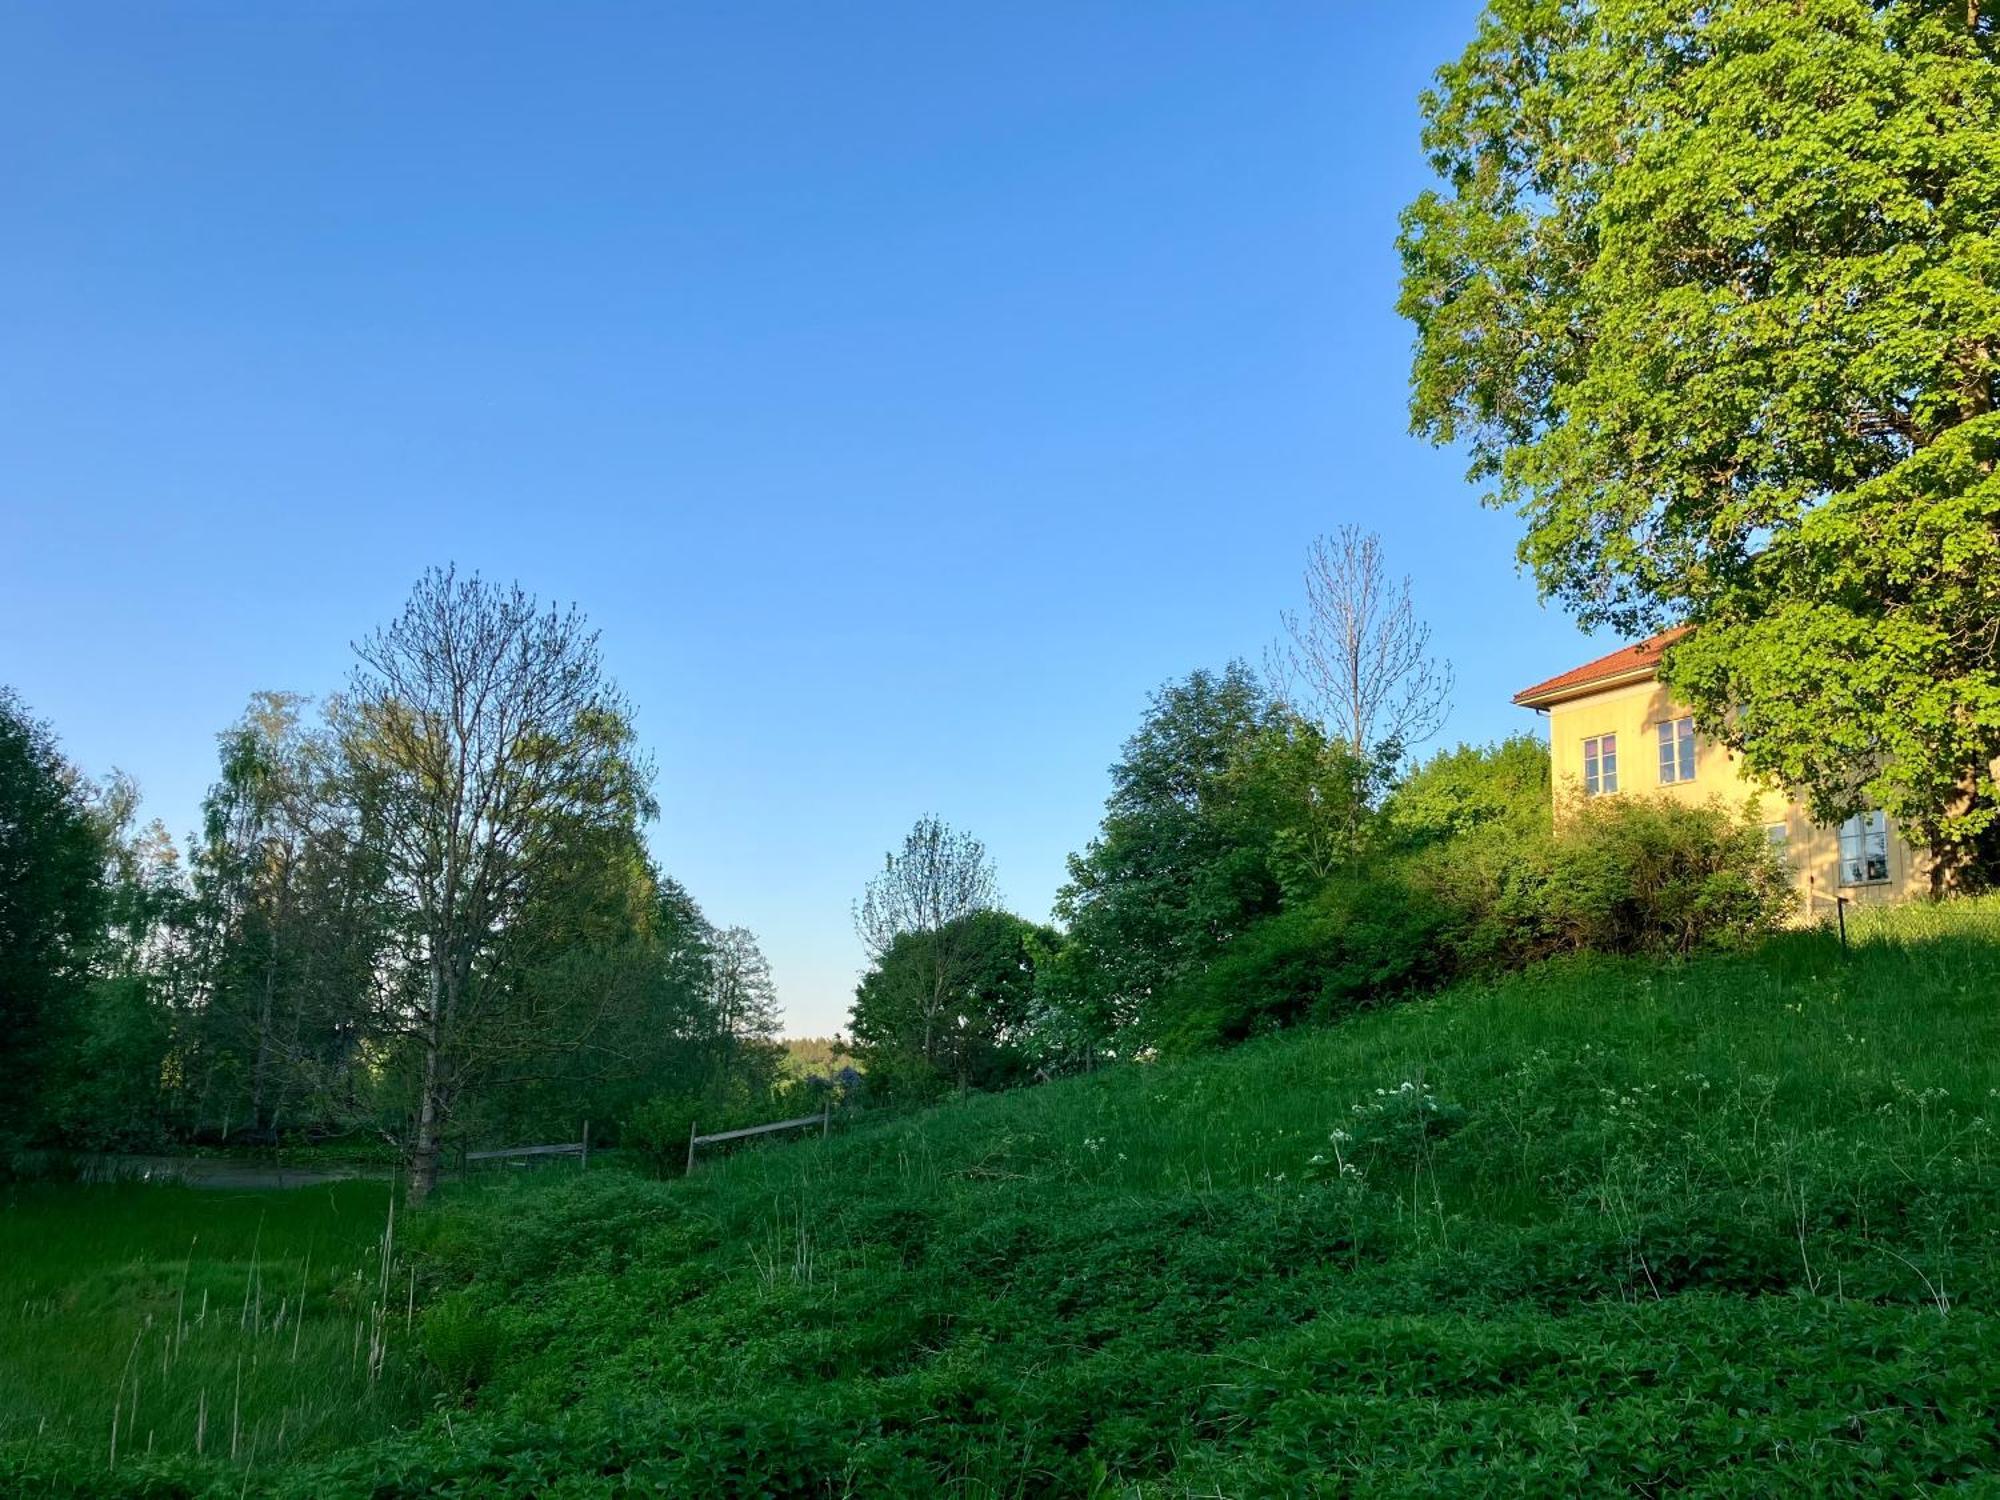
left=1401, top=0, right=2000, bottom=878
left=419, top=1292, right=504, bottom=1394
left=19, top=900, right=2000, bottom=1494
left=1409, top=784, right=1796, bottom=968
left=853, top=816, right=998, bottom=1073
left=1072, top=736, right=1792, bottom=1064
left=1154, top=875, right=1453, bottom=1054
left=2, top=578, right=787, bottom=1201
left=1050, top=664, right=1379, bottom=1058
left=849, top=909, right=1056, bottom=1096
left=622, top=1069, right=782, bottom=1180
left=1384, top=733, right=1550, bottom=847
left=0, top=690, right=107, bottom=1161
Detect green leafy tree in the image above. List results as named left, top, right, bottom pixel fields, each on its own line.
left=1386, top=736, right=1551, bottom=848
left=1402, top=0, right=2000, bottom=886
left=343, top=567, right=656, bottom=1203
left=850, top=909, right=1056, bottom=1095
left=709, top=924, right=783, bottom=1053
left=1048, top=664, right=1378, bottom=1057
left=854, top=816, right=998, bottom=1070
left=183, top=692, right=395, bottom=1142
left=0, top=691, right=107, bottom=1155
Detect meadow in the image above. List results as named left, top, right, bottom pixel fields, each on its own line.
left=10, top=898, right=2000, bottom=1494
left=0, top=1178, right=429, bottom=1490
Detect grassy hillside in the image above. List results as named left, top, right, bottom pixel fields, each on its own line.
left=15, top=900, right=2000, bottom=1495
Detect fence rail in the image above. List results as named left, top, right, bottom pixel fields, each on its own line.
left=687, top=1102, right=830, bottom=1173
left=464, top=1121, right=591, bottom=1170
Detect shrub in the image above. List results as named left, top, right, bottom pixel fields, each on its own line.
left=1547, top=795, right=1796, bottom=955
left=1155, top=875, right=1452, bottom=1053
left=623, top=1073, right=784, bottom=1179
left=1409, top=795, right=1794, bottom=969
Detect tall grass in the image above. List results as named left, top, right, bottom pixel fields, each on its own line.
left=0, top=1178, right=428, bottom=1483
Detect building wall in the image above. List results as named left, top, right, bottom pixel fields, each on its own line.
left=1541, top=676, right=1929, bottom=919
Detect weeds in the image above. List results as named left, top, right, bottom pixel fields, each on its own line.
left=0, top=1179, right=428, bottom=1484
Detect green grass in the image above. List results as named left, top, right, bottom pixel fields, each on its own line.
left=0, top=1179, right=429, bottom=1491
left=13, top=898, right=2000, bottom=1495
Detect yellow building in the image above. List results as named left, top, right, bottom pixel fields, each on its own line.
left=1513, top=631, right=1928, bottom=918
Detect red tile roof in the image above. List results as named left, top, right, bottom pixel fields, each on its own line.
left=1513, top=628, right=1688, bottom=708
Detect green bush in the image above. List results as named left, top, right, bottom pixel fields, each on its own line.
left=1156, top=875, right=1451, bottom=1053
left=1547, top=794, right=1797, bottom=954
left=624, top=1074, right=778, bottom=1179
left=1386, top=734, right=1551, bottom=847
left=1410, top=794, right=1794, bottom=970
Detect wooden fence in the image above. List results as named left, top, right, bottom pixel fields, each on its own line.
left=686, top=1101, right=831, bottom=1173
left=464, top=1121, right=591, bottom=1171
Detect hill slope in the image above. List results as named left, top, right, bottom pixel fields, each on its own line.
left=22, top=901, right=2000, bottom=1495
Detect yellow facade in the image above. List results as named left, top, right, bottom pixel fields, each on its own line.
left=1523, top=657, right=1928, bottom=921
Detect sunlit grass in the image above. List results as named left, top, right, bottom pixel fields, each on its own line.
left=12, top=896, right=2000, bottom=1494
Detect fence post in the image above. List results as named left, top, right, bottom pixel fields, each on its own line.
left=821, top=1098, right=830, bottom=1140
left=1836, top=895, right=1849, bottom=954
left=580, top=1120, right=590, bottom=1172
left=686, top=1118, right=698, bottom=1176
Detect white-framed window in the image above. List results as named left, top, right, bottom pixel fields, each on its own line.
left=1658, top=716, right=1696, bottom=784
left=1838, top=810, right=1890, bottom=886
left=1583, top=733, right=1618, bottom=795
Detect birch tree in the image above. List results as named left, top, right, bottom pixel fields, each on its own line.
left=344, top=567, right=647, bottom=1203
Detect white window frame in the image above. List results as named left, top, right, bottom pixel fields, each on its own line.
left=1582, top=733, right=1619, bottom=796
left=1657, top=716, right=1696, bottom=785
left=1838, top=810, right=1890, bottom=887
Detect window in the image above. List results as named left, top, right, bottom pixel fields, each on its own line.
left=1839, top=811, right=1890, bottom=886
left=1583, top=734, right=1618, bottom=795
left=1658, top=716, right=1696, bottom=784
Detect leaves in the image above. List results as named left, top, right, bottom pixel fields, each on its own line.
left=1404, top=0, right=2000, bottom=874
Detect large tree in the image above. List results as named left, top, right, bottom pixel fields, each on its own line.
left=184, top=692, right=395, bottom=1141
left=854, top=816, right=997, bottom=1070
left=344, top=567, right=653, bottom=1202
left=1047, top=664, right=1375, bottom=1058
left=708, top=924, right=782, bottom=1053
left=850, top=909, right=1055, bottom=1094
left=1401, top=0, right=2000, bottom=885
left=0, top=690, right=107, bottom=1154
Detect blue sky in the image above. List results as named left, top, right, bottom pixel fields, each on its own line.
left=1, top=3, right=1605, bottom=1035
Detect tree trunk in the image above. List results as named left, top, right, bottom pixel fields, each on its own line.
left=409, top=1038, right=444, bottom=1206
left=408, top=961, right=452, bottom=1207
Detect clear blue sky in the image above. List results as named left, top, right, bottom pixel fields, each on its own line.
left=2, top=3, right=1605, bottom=1036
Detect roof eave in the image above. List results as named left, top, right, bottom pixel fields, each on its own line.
left=1511, top=663, right=1663, bottom=711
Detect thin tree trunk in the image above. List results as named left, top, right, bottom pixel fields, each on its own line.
left=409, top=1058, right=442, bottom=1205
left=408, top=963, right=450, bottom=1206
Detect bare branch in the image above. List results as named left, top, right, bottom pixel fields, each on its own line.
left=1268, top=526, right=1454, bottom=761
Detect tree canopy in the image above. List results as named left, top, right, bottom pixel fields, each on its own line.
left=0, top=691, right=107, bottom=1152
left=1401, top=0, right=2000, bottom=881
